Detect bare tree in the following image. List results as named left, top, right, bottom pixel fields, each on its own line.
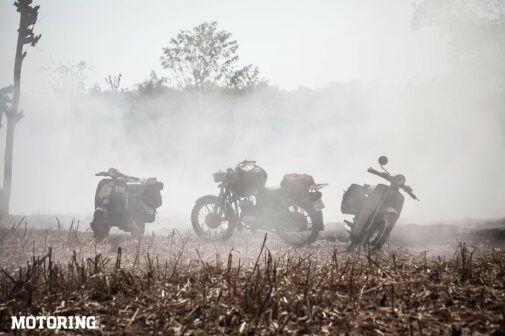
left=0, top=0, right=41, bottom=220
left=44, top=61, right=91, bottom=95
left=104, top=73, right=122, bottom=91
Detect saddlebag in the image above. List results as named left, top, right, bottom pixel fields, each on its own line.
left=143, top=178, right=164, bottom=209
left=341, top=184, right=372, bottom=215
left=231, top=162, right=268, bottom=196
left=281, top=173, right=315, bottom=199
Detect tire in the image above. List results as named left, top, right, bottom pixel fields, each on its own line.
left=276, top=201, right=321, bottom=247
left=355, top=214, right=389, bottom=252
left=191, top=195, right=235, bottom=242
left=91, top=209, right=110, bottom=241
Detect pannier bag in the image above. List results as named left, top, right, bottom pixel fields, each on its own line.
left=281, top=173, right=315, bottom=198
left=231, top=162, right=268, bottom=196
left=341, top=184, right=373, bottom=215
left=143, top=178, right=164, bottom=209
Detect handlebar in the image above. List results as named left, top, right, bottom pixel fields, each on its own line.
left=401, top=184, right=419, bottom=201
left=367, top=167, right=392, bottom=183
left=367, top=167, right=418, bottom=200
left=95, top=169, right=140, bottom=182
left=238, top=160, right=256, bottom=165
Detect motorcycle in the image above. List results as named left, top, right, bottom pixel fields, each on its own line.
left=191, top=160, right=328, bottom=246
left=90, top=168, right=164, bottom=240
left=341, top=156, right=418, bottom=251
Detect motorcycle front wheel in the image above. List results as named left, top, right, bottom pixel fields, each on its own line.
left=275, top=201, right=321, bottom=247
left=351, top=214, right=390, bottom=252
left=191, top=195, right=235, bottom=242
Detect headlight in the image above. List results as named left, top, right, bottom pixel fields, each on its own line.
left=393, top=174, right=406, bottom=185
left=213, top=171, right=226, bottom=183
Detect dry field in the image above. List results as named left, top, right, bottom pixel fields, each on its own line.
left=0, top=220, right=504, bottom=335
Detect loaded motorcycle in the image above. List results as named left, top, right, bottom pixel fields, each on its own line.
left=191, top=160, right=328, bottom=246
left=341, top=156, right=418, bottom=251
left=90, top=168, right=164, bottom=240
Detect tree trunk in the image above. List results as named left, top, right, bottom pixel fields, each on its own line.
left=0, top=14, right=24, bottom=220
left=0, top=120, right=17, bottom=218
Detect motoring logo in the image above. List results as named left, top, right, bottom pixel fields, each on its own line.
left=10, top=316, right=100, bottom=330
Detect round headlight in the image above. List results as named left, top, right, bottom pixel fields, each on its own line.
left=393, top=174, right=406, bottom=185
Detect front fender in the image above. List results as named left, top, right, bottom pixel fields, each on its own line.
left=193, top=194, right=239, bottom=228
left=194, top=195, right=219, bottom=205
left=382, top=206, right=399, bottom=215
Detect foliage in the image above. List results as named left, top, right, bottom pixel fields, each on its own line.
left=136, top=71, right=169, bottom=96
left=161, top=21, right=262, bottom=91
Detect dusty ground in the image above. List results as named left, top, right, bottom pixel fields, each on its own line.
left=0, top=219, right=504, bottom=335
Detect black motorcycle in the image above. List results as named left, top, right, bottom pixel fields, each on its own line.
left=341, top=156, right=418, bottom=251
left=90, top=168, right=163, bottom=240
left=191, top=160, right=327, bottom=246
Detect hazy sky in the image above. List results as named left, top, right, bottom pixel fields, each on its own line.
left=0, top=0, right=449, bottom=91
left=5, top=0, right=501, bottom=225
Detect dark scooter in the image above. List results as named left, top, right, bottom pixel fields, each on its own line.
left=341, top=156, right=418, bottom=251
left=90, top=168, right=163, bottom=240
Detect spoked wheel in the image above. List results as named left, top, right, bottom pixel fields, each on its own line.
left=275, top=201, right=321, bottom=247
left=91, top=210, right=110, bottom=241
left=191, top=195, right=235, bottom=242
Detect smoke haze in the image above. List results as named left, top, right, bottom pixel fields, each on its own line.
left=0, top=0, right=504, bottom=226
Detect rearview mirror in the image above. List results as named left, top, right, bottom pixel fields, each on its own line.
left=378, top=156, right=388, bottom=166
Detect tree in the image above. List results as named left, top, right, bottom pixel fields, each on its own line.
left=0, top=0, right=41, bottom=220
left=44, top=61, right=92, bottom=95
left=161, top=21, right=261, bottom=91
left=104, top=73, right=122, bottom=92
left=136, top=71, right=168, bottom=96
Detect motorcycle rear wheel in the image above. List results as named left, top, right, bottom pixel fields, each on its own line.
left=130, top=219, right=145, bottom=239
left=276, top=201, right=321, bottom=247
left=191, top=195, right=235, bottom=242
left=91, top=210, right=110, bottom=241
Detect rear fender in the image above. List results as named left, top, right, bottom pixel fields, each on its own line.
left=308, top=191, right=322, bottom=201
left=93, top=207, right=108, bottom=219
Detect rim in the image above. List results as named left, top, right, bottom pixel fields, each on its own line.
left=196, top=201, right=232, bottom=240
left=277, top=202, right=315, bottom=245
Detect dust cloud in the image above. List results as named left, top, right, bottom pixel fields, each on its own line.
left=1, top=0, right=504, bottom=229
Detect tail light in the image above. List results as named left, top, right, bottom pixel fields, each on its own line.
left=309, top=191, right=322, bottom=201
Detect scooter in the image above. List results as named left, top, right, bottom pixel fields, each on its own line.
left=90, top=168, right=163, bottom=240
left=341, top=156, right=418, bottom=251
